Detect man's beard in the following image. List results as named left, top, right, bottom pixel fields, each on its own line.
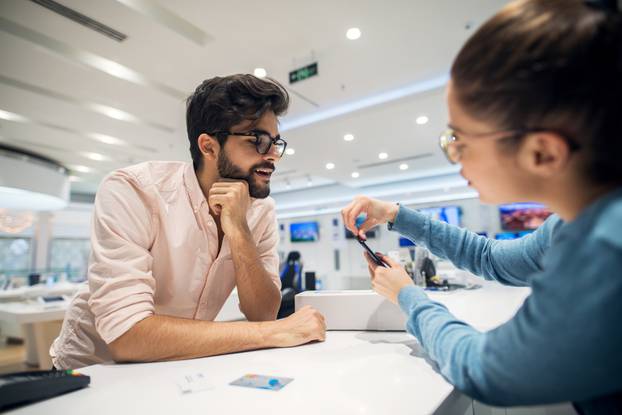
left=217, top=150, right=272, bottom=199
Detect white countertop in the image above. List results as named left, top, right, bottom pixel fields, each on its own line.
left=0, top=300, right=69, bottom=324
left=0, top=282, right=82, bottom=302
left=6, top=281, right=530, bottom=415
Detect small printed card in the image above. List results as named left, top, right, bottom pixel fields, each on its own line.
left=175, top=372, right=214, bottom=394
left=229, top=373, right=294, bottom=391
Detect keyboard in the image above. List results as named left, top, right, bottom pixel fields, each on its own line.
left=0, top=369, right=90, bottom=410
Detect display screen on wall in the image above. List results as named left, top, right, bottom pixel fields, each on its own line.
left=398, top=236, right=415, bottom=247
left=499, top=203, right=552, bottom=230
left=418, top=206, right=462, bottom=227
left=290, top=222, right=319, bottom=242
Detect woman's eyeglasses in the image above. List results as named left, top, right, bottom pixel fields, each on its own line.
left=438, top=127, right=581, bottom=164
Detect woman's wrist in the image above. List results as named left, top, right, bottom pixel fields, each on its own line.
left=386, top=202, right=399, bottom=223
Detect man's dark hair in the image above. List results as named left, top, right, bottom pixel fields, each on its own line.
left=186, top=74, right=289, bottom=170
left=451, top=0, right=622, bottom=184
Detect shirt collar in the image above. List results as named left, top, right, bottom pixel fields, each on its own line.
left=183, top=163, right=207, bottom=212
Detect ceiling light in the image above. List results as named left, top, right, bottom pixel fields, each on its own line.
left=0, top=109, right=29, bottom=123
left=285, top=148, right=295, bottom=155
left=254, top=68, right=267, bottom=78
left=346, top=27, right=361, bottom=40
left=326, top=162, right=335, bottom=170
left=343, top=133, right=354, bottom=142
left=81, top=152, right=108, bottom=161
left=87, top=133, right=127, bottom=146
left=416, top=115, right=429, bottom=125
left=69, top=176, right=82, bottom=182
left=0, top=210, right=34, bottom=234
left=71, top=165, right=92, bottom=173
left=351, top=172, right=360, bottom=178
left=378, top=152, right=388, bottom=160
left=399, top=163, right=409, bottom=170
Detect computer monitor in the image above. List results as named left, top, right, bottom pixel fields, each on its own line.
left=289, top=222, right=319, bottom=242
left=418, top=206, right=462, bottom=227
left=499, top=202, right=552, bottom=231
left=398, top=236, right=415, bottom=247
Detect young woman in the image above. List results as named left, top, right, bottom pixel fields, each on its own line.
left=341, top=1, right=621, bottom=413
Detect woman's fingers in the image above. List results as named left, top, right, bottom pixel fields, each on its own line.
left=340, top=200, right=360, bottom=234
left=341, top=196, right=369, bottom=234
left=357, top=217, right=378, bottom=237
left=377, top=253, right=400, bottom=269
left=363, top=252, right=379, bottom=272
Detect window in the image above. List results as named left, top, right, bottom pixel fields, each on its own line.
left=0, top=237, right=32, bottom=275
left=48, top=238, right=91, bottom=282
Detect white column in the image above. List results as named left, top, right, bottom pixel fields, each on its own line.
left=33, top=212, right=53, bottom=272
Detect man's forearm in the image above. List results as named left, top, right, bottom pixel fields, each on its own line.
left=228, top=226, right=281, bottom=321
left=108, top=314, right=278, bottom=363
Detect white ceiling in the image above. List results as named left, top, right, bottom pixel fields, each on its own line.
left=0, top=0, right=509, bottom=207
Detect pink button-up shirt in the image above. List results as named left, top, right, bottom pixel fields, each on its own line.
left=51, top=161, right=281, bottom=369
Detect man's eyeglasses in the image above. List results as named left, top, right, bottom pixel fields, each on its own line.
left=438, top=127, right=581, bottom=164
left=210, top=130, right=288, bottom=157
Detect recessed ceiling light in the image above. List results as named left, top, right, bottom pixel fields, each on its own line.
left=351, top=172, right=360, bottom=178
left=69, top=175, right=82, bottom=182
left=378, top=152, right=388, bottom=160
left=346, top=27, right=361, bottom=40
left=343, top=133, right=354, bottom=142
left=326, top=162, right=335, bottom=170
left=254, top=68, right=267, bottom=78
left=81, top=152, right=108, bottom=161
left=285, top=148, right=295, bottom=155
left=399, top=163, right=409, bottom=170
left=416, top=115, right=429, bottom=125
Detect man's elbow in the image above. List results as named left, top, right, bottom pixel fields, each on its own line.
left=107, top=325, right=147, bottom=363
left=108, top=335, right=135, bottom=363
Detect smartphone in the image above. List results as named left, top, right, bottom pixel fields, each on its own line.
left=357, top=237, right=388, bottom=267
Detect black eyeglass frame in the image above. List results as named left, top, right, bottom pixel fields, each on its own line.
left=209, top=130, right=288, bottom=156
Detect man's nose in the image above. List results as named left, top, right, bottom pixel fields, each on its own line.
left=264, top=143, right=281, bottom=162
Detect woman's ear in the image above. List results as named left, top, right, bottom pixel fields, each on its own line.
left=197, top=133, right=220, bottom=162
left=517, top=132, right=571, bottom=178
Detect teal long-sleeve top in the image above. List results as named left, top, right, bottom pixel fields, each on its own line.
left=390, top=188, right=622, bottom=414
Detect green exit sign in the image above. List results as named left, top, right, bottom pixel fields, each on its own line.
left=289, top=62, right=318, bottom=84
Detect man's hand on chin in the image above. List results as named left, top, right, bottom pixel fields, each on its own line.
left=208, top=179, right=251, bottom=237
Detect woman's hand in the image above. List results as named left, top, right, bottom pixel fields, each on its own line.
left=341, top=196, right=399, bottom=240
left=363, top=252, right=414, bottom=305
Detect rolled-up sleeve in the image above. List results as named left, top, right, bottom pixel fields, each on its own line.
left=87, top=171, right=157, bottom=344
left=257, top=204, right=281, bottom=290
